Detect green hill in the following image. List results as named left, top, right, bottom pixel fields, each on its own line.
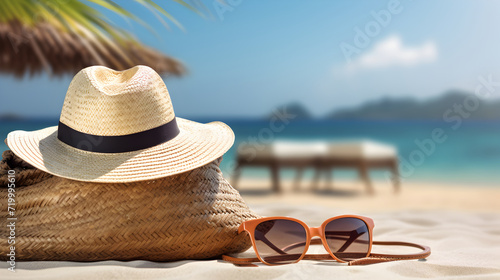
left=327, top=90, right=500, bottom=120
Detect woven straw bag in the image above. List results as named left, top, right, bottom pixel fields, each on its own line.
left=0, top=150, right=260, bottom=261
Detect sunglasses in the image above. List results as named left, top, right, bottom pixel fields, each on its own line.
left=222, top=215, right=430, bottom=266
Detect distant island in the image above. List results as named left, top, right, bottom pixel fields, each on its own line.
left=267, top=102, right=312, bottom=120
left=0, top=113, right=24, bottom=121
left=271, top=90, right=500, bottom=120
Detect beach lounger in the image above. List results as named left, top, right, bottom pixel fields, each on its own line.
left=231, top=140, right=400, bottom=194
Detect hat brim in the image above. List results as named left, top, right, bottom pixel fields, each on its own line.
left=6, top=118, right=234, bottom=183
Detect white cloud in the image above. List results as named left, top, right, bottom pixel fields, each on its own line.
left=348, top=36, right=437, bottom=71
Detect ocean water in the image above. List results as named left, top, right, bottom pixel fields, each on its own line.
left=1, top=118, right=499, bottom=186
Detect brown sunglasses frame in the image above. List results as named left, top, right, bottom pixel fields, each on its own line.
left=239, top=215, right=375, bottom=266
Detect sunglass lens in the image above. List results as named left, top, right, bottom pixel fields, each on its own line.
left=324, top=217, right=370, bottom=261
left=253, top=219, right=307, bottom=264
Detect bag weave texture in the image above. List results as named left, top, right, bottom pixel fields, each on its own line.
left=0, top=150, right=259, bottom=261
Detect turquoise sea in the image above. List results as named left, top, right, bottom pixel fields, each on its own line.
left=1, top=118, right=499, bottom=187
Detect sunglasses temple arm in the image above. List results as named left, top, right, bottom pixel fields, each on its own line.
left=221, top=253, right=335, bottom=266
left=324, top=225, right=366, bottom=252
left=221, top=240, right=430, bottom=266
left=254, top=231, right=288, bottom=255
left=347, top=240, right=431, bottom=266
left=221, top=254, right=261, bottom=267
left=337, top=230, right=364, bottom=253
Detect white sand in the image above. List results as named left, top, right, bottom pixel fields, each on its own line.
left=2, top=179, right=500, bottom=279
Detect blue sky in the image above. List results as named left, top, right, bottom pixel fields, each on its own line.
left=1, top=0, right=499, bottom=118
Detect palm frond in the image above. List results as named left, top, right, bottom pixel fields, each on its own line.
left=0, top=0, right=203, bottom=77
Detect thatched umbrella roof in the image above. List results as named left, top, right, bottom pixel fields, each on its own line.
left=0, top=21, right=185, bottom=77
left=0, top=0, right=192, bottom=78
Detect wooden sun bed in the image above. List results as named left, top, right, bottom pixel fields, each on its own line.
left=231, top=140, right=400, bottom=194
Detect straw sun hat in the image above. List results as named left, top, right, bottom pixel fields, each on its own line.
left=6, top=65, right=234, bottom=182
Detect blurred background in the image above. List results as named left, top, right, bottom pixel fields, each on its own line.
left=1, top=0, right=499, bottom=209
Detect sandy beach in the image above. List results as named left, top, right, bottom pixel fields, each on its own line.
left=3, top=177, right=500, bottom=280
left=237, top=177, right=500, bottom=213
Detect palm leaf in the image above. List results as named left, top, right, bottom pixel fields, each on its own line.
left=0, top=0, right=205, bottom=77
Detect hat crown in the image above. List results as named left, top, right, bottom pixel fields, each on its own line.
left=59, top=65, right=175, bottom=136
